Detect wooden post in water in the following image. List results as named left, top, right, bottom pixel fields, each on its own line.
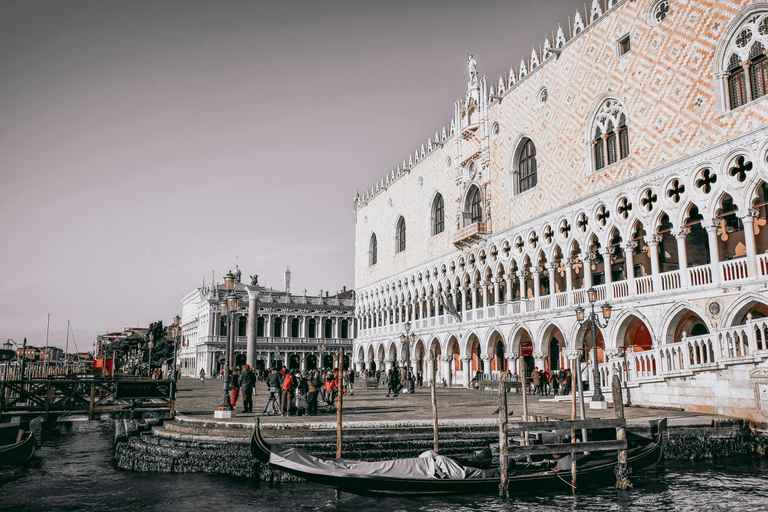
left=336, top=348, right=344, bottom=459
left=430, top=353, right=439, bottom=452
left=498, top=380, right=509, bottom=498
left=612, top=374, right=631, bottom=489
left=571, top=360, right=578, bottom=493
left=519, top=358, right=529, bottom=446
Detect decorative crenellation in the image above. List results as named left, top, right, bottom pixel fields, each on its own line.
left=354, top=0, right=629, bottom=213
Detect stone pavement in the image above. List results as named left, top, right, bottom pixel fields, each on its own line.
left=175, top=377, right=733, bottom=428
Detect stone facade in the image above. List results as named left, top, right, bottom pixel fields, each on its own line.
left=352, top=0, right=768, bottom=421
left=179, top=267, right=355, bottom=377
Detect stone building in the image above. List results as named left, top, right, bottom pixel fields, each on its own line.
left=178, top=267, right=355, bottom=377
left=352, top=0, right=768, bottom=420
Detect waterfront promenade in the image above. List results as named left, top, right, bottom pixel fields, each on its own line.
left=174, top=377, right=731, bottom=427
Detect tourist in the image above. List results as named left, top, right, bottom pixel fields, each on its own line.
left=531, top=367, right=540, bottom=395
left=387, top=368, right=400, bottom=397
left=564, top=369, right=573, bottom=395
left=543, top=369, right=551, bottom=396
left=230, top=367, right=240, bottom=408
left=551, top=369, right=559, bottom=395
left=199, top=368, right=205, bottom=386
left=239, top=364, right=256, bottom=413
left=281, top=370, right=296, bottom=416
left=346, top=369, right=355, bottom=395
left=306, top=370, right=321, bottom=416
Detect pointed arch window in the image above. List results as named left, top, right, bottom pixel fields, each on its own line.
left=396, top=217, right=406, bottom=253
left=591, top=98, right=630, bottom=171
left=516, top=138, right=537, bottom=193
left=432, top=194, right=445, bottom=236
left=719, top=11, right=768, bottom=111
left=368, top=234, right=377, bottom=266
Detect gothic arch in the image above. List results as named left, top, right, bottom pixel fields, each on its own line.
left=586, top=93, right=631, bottom=172
left=612, top=308, right=656, bottom=352
left=723, top=292, right=768, bottom=327
left=659, top=301, right=712, bottom=345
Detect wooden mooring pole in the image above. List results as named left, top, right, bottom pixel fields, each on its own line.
left=498, top=380, right=509, bottom=497
left=430, top=354, right=439, bottom=452
left=571, top=362, right=578, bottom=493
left=613, top=374, right=631, bottom=489
left=519, top=358, right=529, bottom=446
left=336, top=348, right=344, bottom=459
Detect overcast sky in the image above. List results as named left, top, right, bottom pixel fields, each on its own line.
left=0, top=0, right=589, bottom=351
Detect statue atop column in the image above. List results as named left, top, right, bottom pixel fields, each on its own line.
left=467, top=54, right=478, bottom=85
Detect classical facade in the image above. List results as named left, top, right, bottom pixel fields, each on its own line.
left=178, top=267, right=355, bottom=377
left=353, top=0, right=768, bottom=420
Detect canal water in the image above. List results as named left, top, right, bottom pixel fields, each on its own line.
left=1, top=422, right=768, bottom=511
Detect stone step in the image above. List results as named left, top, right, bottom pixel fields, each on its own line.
left=163, top=421, right=252, bottom=438
left=152, top=425, right=251, bottom=444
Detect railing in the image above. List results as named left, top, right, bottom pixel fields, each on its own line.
left=689, top=265, right=712, bottom=286
left=635, top=275, right=653, bottom=295
left=555, top=291, right=569, bottom=308
left=660, top=270, right=681, bottom=291
left=538, top=296, right=551, bottom=310
left=759, top=253, right=768, bottom=276
left=613, top=280, right=629, bottom=298
left=573, top=288, right=587, bottom=304
left=721, top=258, right=749, bottom=282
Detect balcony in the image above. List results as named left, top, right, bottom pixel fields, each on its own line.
left=452, top=221, right=488, bottom=246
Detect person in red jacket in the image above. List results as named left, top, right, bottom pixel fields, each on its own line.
left=281, top=370, right=295, bottom=416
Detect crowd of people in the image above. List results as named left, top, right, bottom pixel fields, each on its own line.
left=202, top=365, right=356, bottom=416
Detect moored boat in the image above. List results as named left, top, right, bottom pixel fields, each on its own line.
left=0, top=416, right=42, bottom=466
left=250, top=418, right=666, bottom=496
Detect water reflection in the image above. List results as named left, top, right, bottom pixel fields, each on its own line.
left=0, top=422, right=766, bottom=512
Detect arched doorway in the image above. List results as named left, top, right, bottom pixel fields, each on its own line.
left=288, top=354, right=301, bottom=370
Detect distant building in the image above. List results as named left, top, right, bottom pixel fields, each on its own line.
left=178, top=266, right=355, bottom=376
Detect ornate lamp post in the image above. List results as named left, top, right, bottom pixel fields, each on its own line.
left=317, top=339, right=326, bottom=370
left=575, top=288, right=612, bottom=407
left=216, top=270, right=239, bottom=415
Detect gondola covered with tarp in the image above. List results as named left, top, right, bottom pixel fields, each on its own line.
left=250, top=418, right=666, bottom=497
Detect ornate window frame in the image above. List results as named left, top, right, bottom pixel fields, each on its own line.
left=368, top=233, right=378, bottom=266
left=510, top=136, right=538, bottom=196
left=431, top=193, right=445, bottom=236
left=462, top=185, right=483, bottom=227
left=587, top=94, right=631, bottom=174
left=395, top=216, right=406, bottom=254
left=714, top=5, right=768, bottom=115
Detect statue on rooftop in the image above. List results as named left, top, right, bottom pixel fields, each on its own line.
left=467, top=54, right=478, bottom=83
left=250, top=274, right=259, bottom=286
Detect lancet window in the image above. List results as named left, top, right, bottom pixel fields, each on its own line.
left=591, top=98, right=630, bottom=171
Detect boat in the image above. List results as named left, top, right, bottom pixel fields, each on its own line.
left=0, top=417, right=42, bottom=466
left=250, top=417, right=667, bottom=496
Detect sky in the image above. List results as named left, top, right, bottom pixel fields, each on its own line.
left=0, top=0, right=590, bottom=351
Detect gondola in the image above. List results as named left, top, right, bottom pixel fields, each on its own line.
left=0, top=417, right=42, bottom=467
left=250, top=417, right=666, bottom=496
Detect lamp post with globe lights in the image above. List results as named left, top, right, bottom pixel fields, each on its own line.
left=575, top=287, right=612, bottom=408
left=215, top=270, right=240, bottom=417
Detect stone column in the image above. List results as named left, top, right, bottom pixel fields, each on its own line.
left=471, top=284, right=478, bottom=310
left=671, top=228, right=690, bottom=287
left=742, top=60, right=753, bottom=103
left=246, top=292, right=258, bottom=368
left=738, top=209, right=759, bottom=277
left=300, top=353, right=307, bottom=372
left=507, top=355, right=519, bottom=376
left=505, top=273, right=513, bottom=302
left=580, top=252, right=594, bottom=290
left=645, top=234, right=662, bottom=290
left=534, top=351, right=547, bottom=371
left=493, top=278, right=500, bottom=305
left=532, top=267, right=541, bottom=300
left=481, top=354, right=493, bottom=375
left=385, top=359, right=393, bottom=373
left=462, top=355, right=473, bottom=388
left=459, top=286, right=468, bottom=316
left=481, top=281, right=490, bottom=309
left=601, top=248, right=614, bottom=298
left=442, top=355, right=453, bottom=386
left=517, top=270, right=528, bottom=300
left=701, top=218, right=722, bottom=283
left=545, top=262, right=555, bottom=298
left=565, top=259, right=574, bottom=303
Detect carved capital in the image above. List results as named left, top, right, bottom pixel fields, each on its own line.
left=461, top=355, right=473, bottom=362
left=533, top=351, right=546, bottom=360
left=701, top=218, right=719, bottom=231
left=623, top=240, right=638, bottom=251
left=565, top=258, right=577, bottom=267
left=737, top=208, right=760, bottom=221
left=563, top=350, right=580, bottom=360
left=671, top=227, right=690, bottom=240
left=644, top=234, right=662, bottom=246
left=441, top=355, right=452, bottom=362
left=481, top=354, right=493, bottom=362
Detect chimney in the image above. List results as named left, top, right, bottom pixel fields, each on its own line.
left=284, top=267, right=291, bottom=294
left=343, top=286, right=347, bottom=293
left=326, top=291, right=329, bottom=297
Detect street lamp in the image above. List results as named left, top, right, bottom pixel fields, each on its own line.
left=317, top=339, right=326, bottom=370
left=575, top=287, right=612, bottom=406
left=399, top=321, right=416, bottom=393
left=216, top=270, right=239, bottom=414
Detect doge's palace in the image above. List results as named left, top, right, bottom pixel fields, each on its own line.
left=352, top=0, right=768, bottom=421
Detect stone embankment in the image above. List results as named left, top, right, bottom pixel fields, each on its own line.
left=113, top=414, right=768, bottom=481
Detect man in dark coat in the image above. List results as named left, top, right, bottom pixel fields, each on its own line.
left=239, top=364, right=256, bottom=413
